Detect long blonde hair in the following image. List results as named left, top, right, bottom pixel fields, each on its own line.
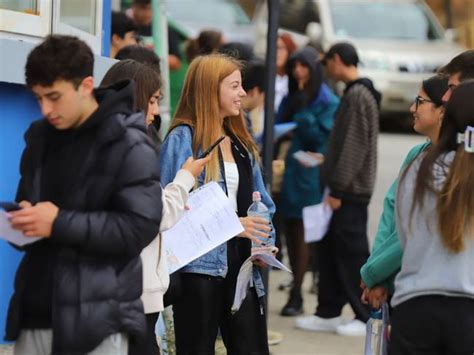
left=169, top=54, right=259, bottom=183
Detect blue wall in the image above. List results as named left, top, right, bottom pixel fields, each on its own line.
left=0, top=83, right=40, bottom=342
left=101, top=0, right=112, bottom=57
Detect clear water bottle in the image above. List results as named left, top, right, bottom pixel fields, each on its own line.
left=247, top=191, right=270, bottom=248
left=364, top=308, right=385, bottom=355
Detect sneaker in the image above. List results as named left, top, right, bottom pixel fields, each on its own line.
left=336, top=319, right=366, bottom=336
left=295, top=315, right=342, bottom=332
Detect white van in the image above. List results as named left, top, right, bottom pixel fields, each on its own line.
left=255, top=0, right=464, bottom=115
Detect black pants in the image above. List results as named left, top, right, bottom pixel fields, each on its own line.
left=128, top=312, right=160, bottom=355
left=315, top=200, right=370, bottom=322
left=173, top=273, right=269, bottom=355
left=389, top=296, right=474, bottom=355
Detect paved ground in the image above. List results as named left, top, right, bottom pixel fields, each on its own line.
left=0, top=133, right=423, bottom=354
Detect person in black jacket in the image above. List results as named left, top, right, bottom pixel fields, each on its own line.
left=6, top=35, right=162, bottom=354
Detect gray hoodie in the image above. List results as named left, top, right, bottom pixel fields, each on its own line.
left=392, top=151, right=474, bottom=307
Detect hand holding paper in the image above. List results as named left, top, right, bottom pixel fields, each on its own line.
left=302, top=189, right=333, bottom=243
left=232, top=246, right=291, bottom=312
left=0, top=211, right=41, bottom=246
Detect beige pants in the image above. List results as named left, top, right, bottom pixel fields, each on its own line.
left=14, top=330, right=128, bottom=355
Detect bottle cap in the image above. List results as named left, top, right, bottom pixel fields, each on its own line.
left=252, top=191, right=261, bottom=201
left=369, top=308, right=383, bottom=319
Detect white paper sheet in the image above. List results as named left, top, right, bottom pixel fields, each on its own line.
left=302, top=202, right=333, bottom=243
left=274, top=122, right=297, bottom=141
left=163, top=182, right=244, bottom=273
left=0, top=211, right=41, bottom=246
left=251, top=246, right=291, bottom=273
left=232, top=246, right=291, bottom=312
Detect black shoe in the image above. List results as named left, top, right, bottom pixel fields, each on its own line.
left=280, top=289, right=303, bottom=316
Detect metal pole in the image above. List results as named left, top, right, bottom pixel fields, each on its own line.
left=262, top=0, right=279, bottom=189
left=262, top=0, right=279, bottom=316
left=444, top=0, right=453, bottom=29
left=152, top=0, right=172, bottom=139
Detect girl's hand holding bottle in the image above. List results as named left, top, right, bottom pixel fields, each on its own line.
left=237, top=216, right=272, bottom=246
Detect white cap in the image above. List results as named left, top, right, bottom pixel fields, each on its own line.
left=252, top=191, right=261, bottom=201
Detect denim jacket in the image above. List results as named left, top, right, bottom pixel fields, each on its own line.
left=160, top=125, right=276, bottom=297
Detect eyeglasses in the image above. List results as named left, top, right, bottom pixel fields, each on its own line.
left=414, top=96, right=435, bottom=111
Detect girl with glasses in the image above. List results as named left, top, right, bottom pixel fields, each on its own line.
left=390, top=79, right=474, bottom=355
left=360, top=75, right=448, bottom=309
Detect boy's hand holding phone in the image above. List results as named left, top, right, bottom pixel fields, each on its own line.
left=9, top=201, right=59, bottom=238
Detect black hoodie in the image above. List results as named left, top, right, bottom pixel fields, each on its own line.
left=345, top=77, right=382, bottom=108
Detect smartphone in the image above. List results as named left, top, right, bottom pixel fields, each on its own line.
left=199, top=135, right=226, bottom=159
left=0, top=201, right=21, bottom=212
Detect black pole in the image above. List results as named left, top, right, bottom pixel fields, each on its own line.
left=262, top=0, right=279, bottom=316
left=444, top=0, right=453, bottom=29
left=262, top=0, right=279, bottom=189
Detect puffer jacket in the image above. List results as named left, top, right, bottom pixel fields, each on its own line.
left=5, top=81, right=162, bottom=354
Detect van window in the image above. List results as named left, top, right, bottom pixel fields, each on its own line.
left=331, top=2, right=443, bottom=41
left=278, top=0, right=320, bottom=34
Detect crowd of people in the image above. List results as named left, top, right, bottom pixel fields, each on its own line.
left=2, top=3, right=474, bottom=354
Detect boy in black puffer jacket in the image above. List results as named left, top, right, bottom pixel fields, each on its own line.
left=6, top=35, right=162, bottom=354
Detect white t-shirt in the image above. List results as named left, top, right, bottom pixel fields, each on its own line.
left=275, top=74, right=289, bottom=112
left=224, top=162, right=239, bottom=212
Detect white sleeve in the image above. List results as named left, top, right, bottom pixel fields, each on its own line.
left=159, top=169, right=195, bottom=232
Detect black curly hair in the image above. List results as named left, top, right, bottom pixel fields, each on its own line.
left=25, top=35, right=94, bottom=88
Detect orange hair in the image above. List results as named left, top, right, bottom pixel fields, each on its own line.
left=170, top=54, right=258, bottom=183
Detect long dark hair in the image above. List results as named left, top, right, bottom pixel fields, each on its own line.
left=100, top=59, right=162, bottom=144
left=100, top=59, right=161, bottom=112
left=403, top=80, right=474, bottom=253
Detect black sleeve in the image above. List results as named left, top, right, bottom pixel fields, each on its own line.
left=50, top=141, right=163, bottom=257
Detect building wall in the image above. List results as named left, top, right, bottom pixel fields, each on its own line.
left=0, top=83, right=41, bottom=341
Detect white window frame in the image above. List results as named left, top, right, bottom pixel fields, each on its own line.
left=52, top=0, right=103, bottom=54
left=0, top=0, right=102, bottom=54
left=0, top=1, right=52, bottom=38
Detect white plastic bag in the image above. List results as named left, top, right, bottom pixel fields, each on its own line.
left=364, top=303, right=390, bottom=355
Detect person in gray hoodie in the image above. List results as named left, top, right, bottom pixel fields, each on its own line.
left=390, top=80, right=474, bottom=355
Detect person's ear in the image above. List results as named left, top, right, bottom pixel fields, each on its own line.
left=437, top=105, right=446, bottom=126
left=79, top=76, right=95, bottom=96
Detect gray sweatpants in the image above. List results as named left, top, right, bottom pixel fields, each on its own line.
left=14, top=330, right=128, bottom=355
